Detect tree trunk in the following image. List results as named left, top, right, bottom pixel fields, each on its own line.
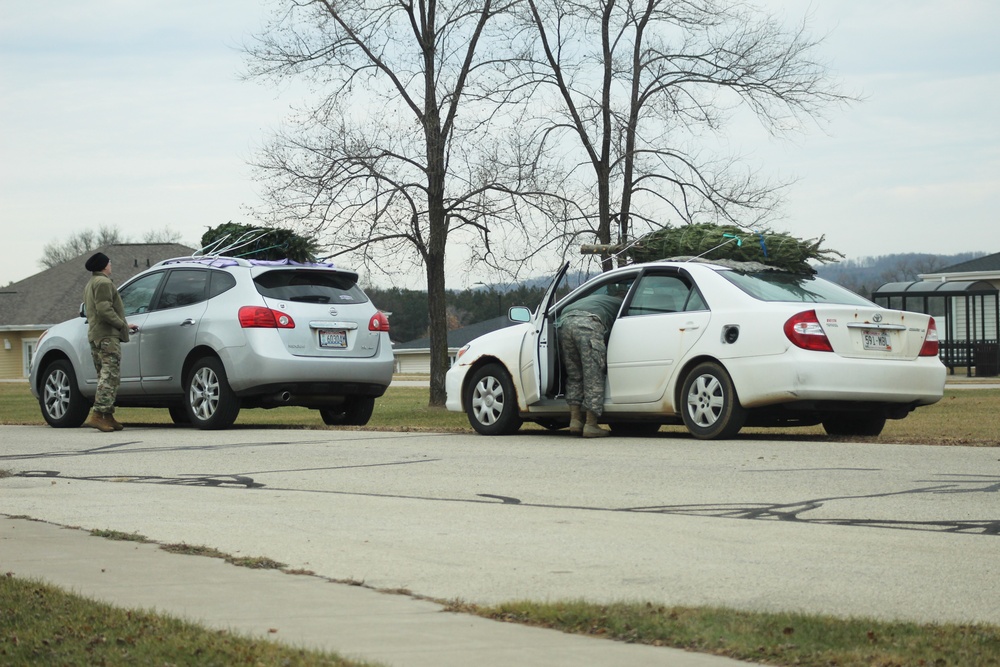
left=425, top=94, right=450, bottom=406
left=426, top=233, right=449, bottom=407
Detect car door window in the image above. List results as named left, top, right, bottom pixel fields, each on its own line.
left=121, top=273, right=166, bottom=316
left=153, top=269, right=209, bottom=310
left=557, top=275, right=637, bottom=319
left=208, top=270, right=237, bottom=299
left=624, top=274, right=697, bottom=316
left=684, top=286, right=708, bottom=311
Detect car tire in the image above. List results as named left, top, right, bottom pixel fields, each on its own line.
left=185, top=356, right=240, bottom=430
left=822, top=412, right=886, bottom=437
left=680, top=361, right=746, bottom=440
left=168, top=405, right=191, bottom=426
left=320, top=396, right=376, bottom=426
left=38, top=359, right=90, bottom=428
left=465, top=363, right=523, bottom=436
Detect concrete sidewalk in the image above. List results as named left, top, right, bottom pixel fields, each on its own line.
left=1, top=516, right=754, bottom=667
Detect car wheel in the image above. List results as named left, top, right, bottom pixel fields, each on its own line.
left=320, top=396, right=376, bottom=426
left=465, top=363, right=523, bottom=435
left=185, top=356, right=240, bottom=430
left=822, top=412, right=886, bottom=437
left=609, top=422, right=661, bottom=436
left=680, top=362, right=746, bottom=440
left=38, top=359, right=90, bottom=428
left=168, top=405, right=191, bottom=426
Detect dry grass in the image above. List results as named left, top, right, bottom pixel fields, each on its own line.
left=0, top=575, right=377, bottom=667
left=3, top=379, right=998, bottom=445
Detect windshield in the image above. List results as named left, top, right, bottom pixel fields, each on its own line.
left=720, top=270, right=873, bottom=306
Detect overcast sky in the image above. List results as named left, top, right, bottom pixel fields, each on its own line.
left=2, top=1, right=998, bottom=288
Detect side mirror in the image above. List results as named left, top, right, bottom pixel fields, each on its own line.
left=79, top=302, right=87, bottom=318
left=509, top=306, right=530, bottom=323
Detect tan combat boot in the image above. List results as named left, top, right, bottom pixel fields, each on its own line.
left=83, top=411, right=115, bottom=433
left=568, top=405, right=584, bottom=435
left=104, top=412, right=125, bottom=431
left=582, top=411, right=610, bottom=438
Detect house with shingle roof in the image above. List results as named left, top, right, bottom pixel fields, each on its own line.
left=392, top=315, right=519, bottom=374
left=0, top=243, right=195, bottom=380
left=920, top=250, right=1000, bottom=283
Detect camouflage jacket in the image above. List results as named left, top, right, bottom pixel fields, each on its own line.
left=84, top=273, right=130, bottom=344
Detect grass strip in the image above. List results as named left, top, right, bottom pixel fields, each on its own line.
left=0, top=574, right=381, bottom=667
left=449, top=599, right=1000, bottom=666
left=2, top=382, right=999, bottom=445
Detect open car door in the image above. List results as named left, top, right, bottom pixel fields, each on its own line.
left=518, top=262, right=570, bottom=405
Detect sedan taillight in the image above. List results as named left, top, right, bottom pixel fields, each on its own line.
left=919, top=317, right=939, bottom=357
left=783, top=310, right=833, bottom=352
left=369, top=312, right=390, bottom=332
left=238, top=306, right=295, bottom=329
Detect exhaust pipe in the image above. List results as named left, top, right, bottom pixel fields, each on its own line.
left=276, top=391, right=292, bottom=403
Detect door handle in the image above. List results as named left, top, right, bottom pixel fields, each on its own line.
left=180, top=319, right=196, bottom=326
left=680, top=322, right=700, bottom=331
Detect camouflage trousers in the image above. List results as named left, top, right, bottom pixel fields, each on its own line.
left=90, top=337, right=122, bottom=414
left=557, top=313, right=608, bottom=416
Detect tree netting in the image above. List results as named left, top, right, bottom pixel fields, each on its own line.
left=624, top=224, right=844, bottom=274
left=200, top=222, right=319, bottom=263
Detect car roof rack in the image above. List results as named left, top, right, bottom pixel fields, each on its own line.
left=153, top=256, right=342, bottom=270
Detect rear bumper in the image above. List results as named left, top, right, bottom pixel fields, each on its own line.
left=221, top=331, right=395, bottom=395
left=726, top=351, right=947, bottom=408
left=237, top=381, right=389, bottom=409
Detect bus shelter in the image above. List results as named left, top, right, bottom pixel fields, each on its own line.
left=872, top=280, right=999, bottom=376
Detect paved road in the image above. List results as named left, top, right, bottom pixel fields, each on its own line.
left=2, top=425, right=998, bottom=625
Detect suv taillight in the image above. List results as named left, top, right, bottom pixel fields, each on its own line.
left=783, top=310, right=833, bottom=352
left=919, top=317, right=939, bottom=357
left=369, top=312, right=390, bottom=332
left=239, top=306, right=295, bottom=329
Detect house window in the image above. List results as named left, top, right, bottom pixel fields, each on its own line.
left=22, top=338, right=38, bottom=378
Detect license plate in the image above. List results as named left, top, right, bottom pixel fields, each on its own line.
left=319, top=330, right=347, bottom=348
left=862, top=329, right=890, bottom=351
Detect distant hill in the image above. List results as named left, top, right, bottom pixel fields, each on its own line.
left=814, top=252, right=987, bottom=298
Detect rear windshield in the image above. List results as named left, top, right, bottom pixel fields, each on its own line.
left=254, top=270, right=368, bottom=304
left=720, top=270, right=873, bottom=306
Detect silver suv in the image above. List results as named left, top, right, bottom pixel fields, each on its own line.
left=30, top=256, right=394, bottom=429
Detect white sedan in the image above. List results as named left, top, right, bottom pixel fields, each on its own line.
left=445, top=260, right=946, bottom=439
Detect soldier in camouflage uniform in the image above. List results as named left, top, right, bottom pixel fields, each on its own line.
left=82, top=252, right=137, bottom=432
left=556, top=287, right=626, bottom=438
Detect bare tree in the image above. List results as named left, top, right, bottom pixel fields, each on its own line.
left=244, top=0, right=544, bottom=405
left=40, top=225, right=184, bottom=270
left=39, top=225, right=127, bottom=269
left=518, top=0, right=855, bottom=269
left=141, top=227, right=183, bottom=244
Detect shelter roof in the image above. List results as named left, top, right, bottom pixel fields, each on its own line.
left=873, top=280, right=999, bottom=297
